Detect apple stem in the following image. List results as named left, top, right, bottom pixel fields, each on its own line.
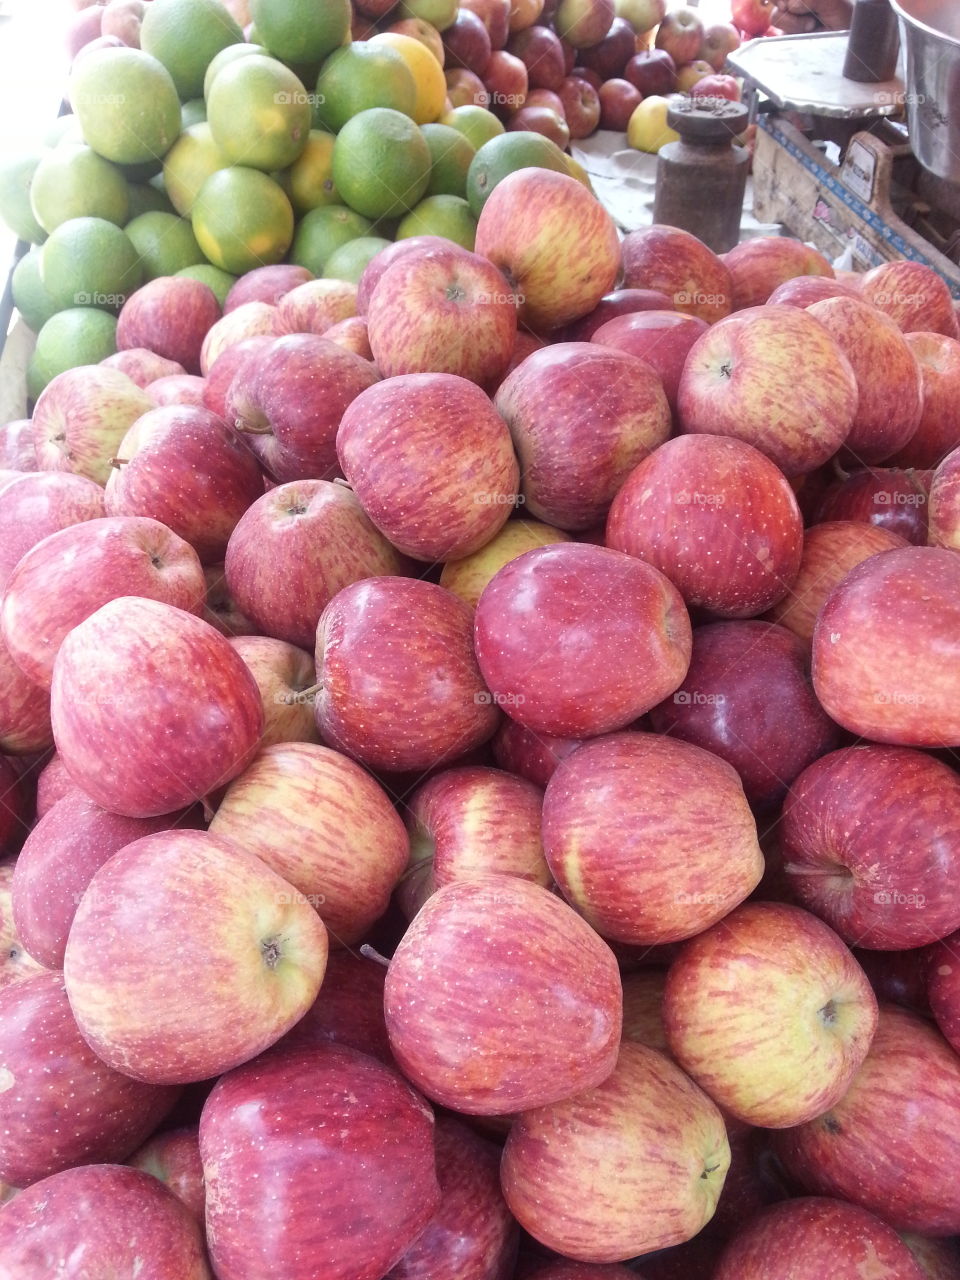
left=359, top=943, right=390, bottom=969
left=201, top=795, right=216, bottom=823
left=831, top=455, right=850, bottom=483
left=232, top=419, right=272, bottom=436
left=109, top=457, right=128, bottom=469
left=287, top=681, right=321, bottom=705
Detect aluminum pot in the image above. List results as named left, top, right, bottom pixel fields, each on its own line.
left=890, top=0, right=960, bottom=181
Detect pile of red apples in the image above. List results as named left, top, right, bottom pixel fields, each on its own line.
left=2, top=163, right=960, bottom=1280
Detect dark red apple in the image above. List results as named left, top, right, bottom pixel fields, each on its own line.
left=576, top=15, right=634, bottom=78
left=276, top=949, right=392, bottom=1064
left=461, top=0, right=511, bottom=48
left=624, top=48, right=677, bottom=97
left=621, top=224, right=731, bottom=323
left=117, top=277, right=221, bottom=376
left=443, top=7, right=493, bottom=74
left=814, top=466, right=932, bottom=546
left=128, top=1128, right=205, bottom=1220
left=593, top=309, right=708, bottom=413
left=598, top=78, right=643, bottom=131
left=491, top=717, right=585, bottom=787
left=484, top=49, right=528, bottom=114
left=561, top=287, right=674, bottom=341
left=852, top=945, right=931, bottom=1014
left=507, top=24, right=566, bottom=89
left=558, top=75, right=600, bottom=138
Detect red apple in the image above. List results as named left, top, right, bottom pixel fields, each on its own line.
left=507, top=104, right=571, bottom=149
left=889, top=333, right=960, bottom=468
left=731, top=0, right=776, bottom=38
left=101, top=348, right=186, bottom=387
left=593, top=309, right=708, bottom=412
left=508, top=24, right=567, bottom=89
left=606, top=434, right=803, bottom=616
left=323, top=315, right=373, bottom=360
left=782, top=745, right=960, bottom=949
left=699, top=21, right=740, bottom=71
left=474, top=168, right=621, bottom=330
left=0, top=471, right=105, bottom=593
left=0, top=631, right=52, bottom=756
left=315, top=577, right=500, bottom=773
left=117, top=277, right=221, bottom=375
left=576, top=14, right=634, bottom=76
left=224, top=263, right=313, bottom=313
left=201, top=1044, right=441, bottom=1280
left=678, top=304, right=858, bottom=475
left=199, top=300, right=281, bottom=375
left=357, top=236, right=461, bottom=316
left=558, top=75, right=601, bottom=137
left=713, top=1197, right=927, bottom=1280
left=723, top=236, right=834, bottom=311
left=128, top=1128, right=205, bottom=1220
left=598, top=77, right=643, bottom=129
left=104, top=404, right=265, bottom=564
left=0, top=419, right=37, bottom=472
left=276, top=949, right=392, bottom=1063
left=767, top=520, right=908, bottom=646
left=621, top=224, right=731, bottom=323
left=12, top=791, right=197, bottom=970
left=689, top=72, right=741, bottom=100
left=202, top=334, right=275, bottom=418
left=202, top=562, right=258, bottom=638
left=224, top=479, right=406, bottom=649
left=665, top=901, right=878, bottom=1127
left=0, top=971, right=180, bottom=1187
left=773, top=1005, right=960, bottom=1234
left=337, top=373, right=519, bottom=561
left=388, top=1114, right=519, bottom=1279
left=228, top=635, right=320, bottom=747
left=655, top=6, right=704, bottom=64
left=446, top=66, right=491, bottom=107
left=502, top=1041, right=729, bottom=1261
left=929, top=443, right=960, bottom=554
left=806, top=295, right=923, bottom=464
left=276, top=278, right=358, bottom=336
left=51, top=596, right=263, bottom=817
left=811, top=546, right=960, bottom=746
left=860, top=261, right=960, bottom=339
left=650, top=621, right=838, bottom=812
left=0, top=1164, right=210, bottom=1278
left=209, top=741, right=409, bottom=947
left=366, top=246, right=518, bottom=387
left=1, top=515, right=205, bottom=689
left=225, top=333, right=378, bottom=483
left=815, top=466, right=932, bottom=545
left=624, top=48, right=677, bottom=96
left=475, top=542, right=692, bottom=736
left=766, top=275, right=856, bottom=307
left=462, top=0, right=511, bottom=48
left=32, top=365, right=153, bottom=486
left=399, top=764, right=549, bottom=918
left=385, top=873, right=622, bottom=1112
left=64, top=829, right=328, bottom=1083
left=555, top=0, right=614, bottom=47
left=146, top=373, right=207, bottom=406
left=544, top=731, right=762, bottom=944
left=484, top=49, right=529, bottom=114
left=561, top=287, right=674, bottom=340
left=495, top=341, right=670, bottom=529
left=443, top=7, right=493, bottom=73
left=491, top=717, right=584, bottom=786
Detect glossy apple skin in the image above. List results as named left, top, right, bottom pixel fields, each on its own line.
left=560, top=288, right=675, bottom=342
left=201, top=1044, right=441, bottom=1280
left=494, top=342, right=670, bottom=530
left=773, top=1005, right=960, bottom=1234
left=713, top=1196, right=927, bottom=1280
left=606, top=434, right=803, bottom=617
left=491, top=717, right=584, bottom=786
left=664, top=901, right=878, bottom=1128
left=357, top=236, right=460, bottom=315
left=811, top=546, right=960, bottom=746
left=399, top=764, right=549, bottom=919
left=225, top=333, right=379, bottom=483
left=508, top=103, right=571, bottom=148
left=543, top=732, right=762, bottom=944
left=507, top=24, right=566, bottom=89
left=385, top=875, right=622, bottom=1113
left=806, top=296, right=923, bottom=465
left=117, top=277, right=221, bottom=374
left=597, top=78, right=643, bottom=129
left=102, top=348, right=186, bottom=387
left=859, top=261, right=960, bottom=339
left=620, top=225, right=731, bottom=323
left=387, top=1114, right=519, bottom=1279
left=0, top=472, right=105, bottom=594
left=316, top=577, right=499, bottom=773
left=104, top=405, right=265, bottom=565
left=210, top=741, right=409, bottom=946
left=128, top=1127, right=205, bottom=1220
left=888, top=333, right=960, bottom=468
left=276, top=948, right=392, bottom=1064
left=654, top=6, right=703, bottom=62
left=276, top=278, right=358, bottom=337
left=12, top=792, right=200, bottom=969
left=146, top=373, right=207, bottom=406
left=0, top=1164, right=211, bottom=1279
left=0, top=630, right=52, bottom=756
left=723, top=236, right=834, bottom=311
left=474, top=168, right=621, bottom=330
left=51, top=596, right=263, bottom=817
left=475, top=543, right=692, bottom=738
left=64, top=829, right=329, bottom=1084
left=199, top=300, right=281, bottom=375
left=440, top=517, right=572, bottom=609
left=32, top=366, right=153, bottom=486
left=782, top=746, right=960, bottom=950
left=224, top=263, right=313, bottom=313
left=337, top=373, right=519, bottom=561
left=0, top=418, right=38, bottom=471
left=503, top=1041, right=729, bottom=1262
left=203, top=334, right=275, bottom=419
left=576, top=14, right=633, bottom=76
left=649, top=621, right=839, bottom=812
left=767, top=520, right=908, bottom=646
left=224, top=479, right=407, bottom=649
left=1, top=516, right=205, bottom=689
left=678, top=304, right=858, bottom=476
left=592, top=310, right=708, bottom=413
left=815, top=466, right=932, bottom=545
left=0, top=971, right=180, bottom=1187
